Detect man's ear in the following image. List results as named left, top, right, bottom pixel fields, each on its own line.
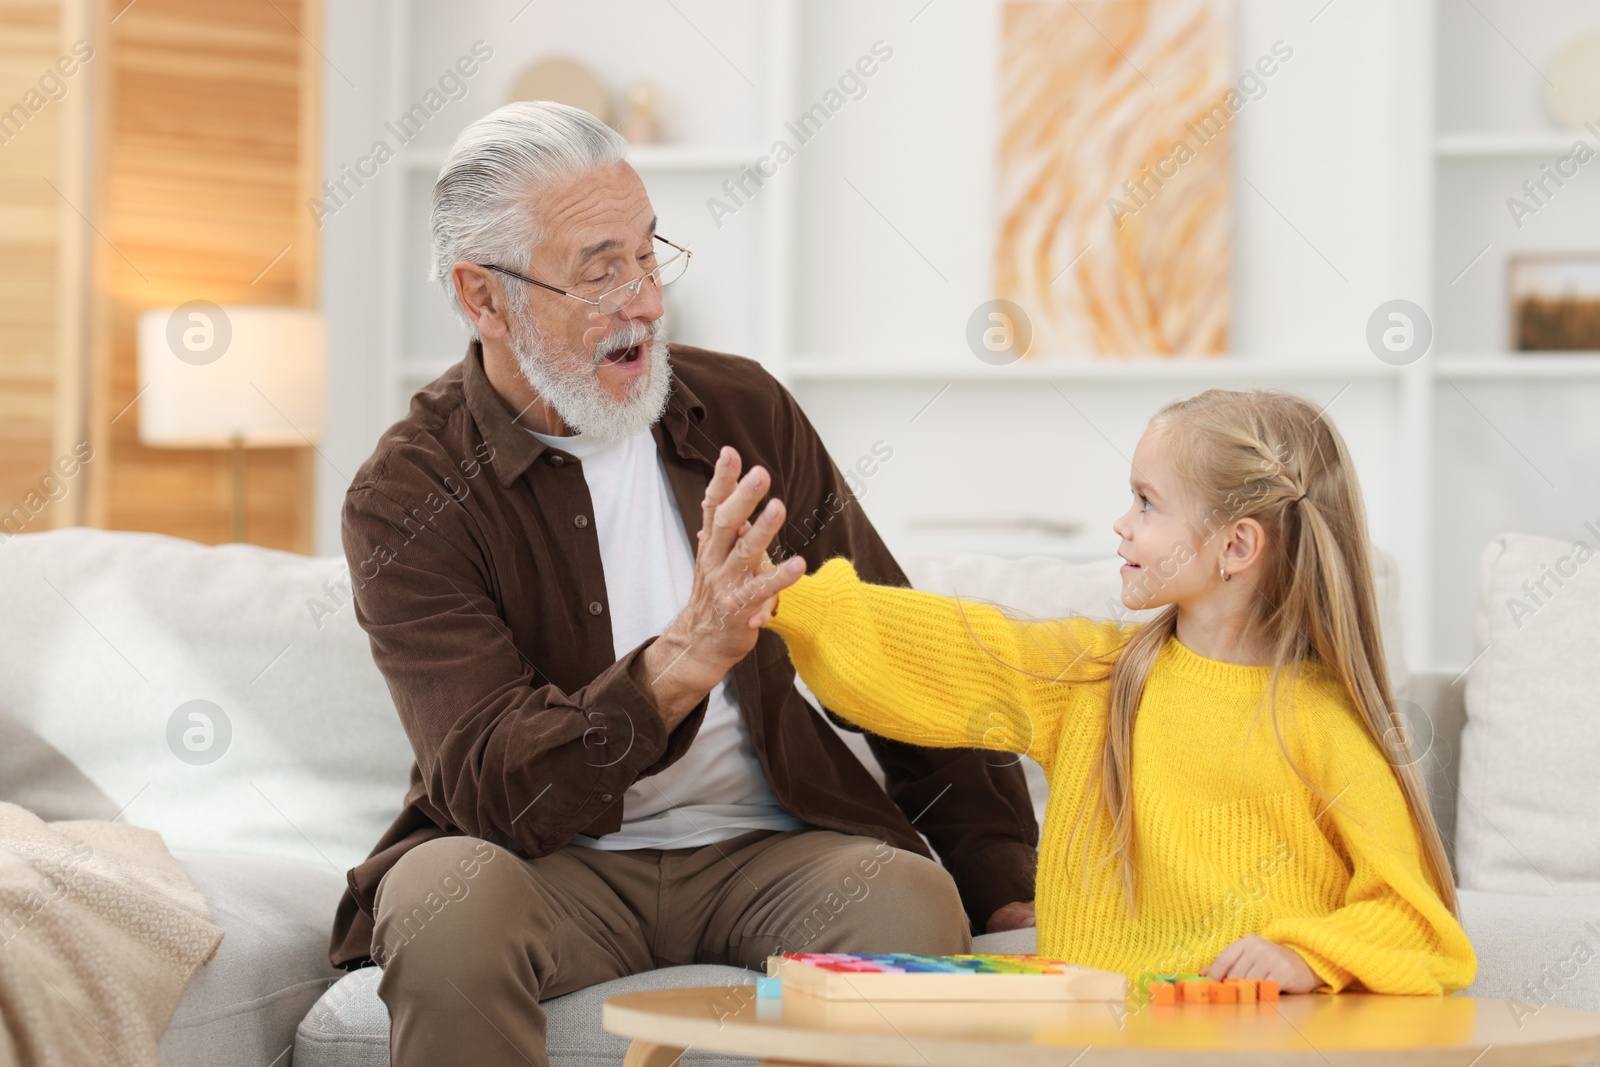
left=452, top=262, right=512, bottom=341
left=1222, top=517, right=1267, bottom=576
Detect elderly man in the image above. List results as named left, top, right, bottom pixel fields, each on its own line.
left=332, top=101, right=1038, bottom=1066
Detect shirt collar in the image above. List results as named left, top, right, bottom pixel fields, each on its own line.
left=461, top=339, right=709, bottom=488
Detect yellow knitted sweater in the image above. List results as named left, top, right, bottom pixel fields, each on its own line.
left=769, top=558, right=1476, bottom=995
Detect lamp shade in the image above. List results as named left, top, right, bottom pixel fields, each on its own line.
left=137, top=304, right=326, bottom=448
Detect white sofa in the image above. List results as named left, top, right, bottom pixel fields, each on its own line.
left=1, top=527, right=1594, bottom=1066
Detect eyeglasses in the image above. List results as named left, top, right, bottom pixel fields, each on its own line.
left=477, top=234, right=692, bottom=316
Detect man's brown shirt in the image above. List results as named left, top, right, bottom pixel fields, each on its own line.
left=330, top=341, right=1038, bottom=967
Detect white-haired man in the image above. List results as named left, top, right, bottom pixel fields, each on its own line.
left=333, top=101, right=1038, bottom=1066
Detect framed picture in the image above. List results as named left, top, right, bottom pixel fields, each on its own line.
left=1509, top=254, right=1600, bottom=352
left=995, top=0, right=1233, bottom=358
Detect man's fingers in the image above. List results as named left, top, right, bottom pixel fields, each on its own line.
left=698, top=447, right=743, bottom=559
left=699, top=447, right=741, bottom=539
left=707, top=465, right=772, bottom=561
left=710, top=555, right=803, bottom=630
left=742, top=556, right=806, bottom=619
left=729, top=496, right=787, bottom=568
left=985, top=901, right=1035, bottom=934
left=698, top=520, right=752, bottom=549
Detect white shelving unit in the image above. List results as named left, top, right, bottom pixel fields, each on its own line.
left=1426, top=0, right=1600, bottom=668
left=333, top=0, right=1600, bottom=673
left=1435, top=354, right=1600, bottom=380
left=787, top=357, right=1409, bottom=383
left=1434, top=131, right=1587, bottom=159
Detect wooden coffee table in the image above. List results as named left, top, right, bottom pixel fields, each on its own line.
left=604, top=984, right=1600, bottom=1066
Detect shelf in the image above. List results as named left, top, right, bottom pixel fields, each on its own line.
left=393, top=354, right=1410, bottom=389
left=1433, top=353, right=1600, bottom=379
left=401, top=143, right=761, bottom=172
left=397, top=353, right=1600, bottom=391
left=1434, top=130, right=1588, bottom=159
left=786, top=356, right=1403, bottom=383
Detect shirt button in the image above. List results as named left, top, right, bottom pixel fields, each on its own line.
left=588, top=601, right=604, bottom=616
left=600, top=794, right=614, bottom=803
left=574, top=514, right=589, bottom=529
left=549, top=454, right=565, bottom=466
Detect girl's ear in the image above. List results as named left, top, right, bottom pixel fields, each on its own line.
left=1222, top=517, right=1267, bottom=576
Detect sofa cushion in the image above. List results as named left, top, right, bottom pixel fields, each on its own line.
left=293, top=964, right=762, bottom=1067
left=1458, top=531, right=1600, bottom=894
left=161, top=852, right=345, bottom=1067
left=1458, top=888, right=1600, bottom=1014
left=0, top=528, right=414, bottom=873
left=292, top=930, right=1034, bottom=1067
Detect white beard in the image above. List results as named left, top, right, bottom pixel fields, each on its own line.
left=510, top=312, right=673, bottom=443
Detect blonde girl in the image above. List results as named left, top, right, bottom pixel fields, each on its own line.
left=698, top=388, right=1474, bottom=995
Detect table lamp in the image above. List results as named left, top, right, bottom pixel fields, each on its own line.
left=136, top=304, right=326, bottom=542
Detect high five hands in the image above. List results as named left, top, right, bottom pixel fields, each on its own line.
left=665, top=446, right=1040, bottom=939
left=633, top=447, right=807, bottom=728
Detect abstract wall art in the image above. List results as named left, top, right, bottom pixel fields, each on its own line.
left=996, top=0, right=1236, bottom=357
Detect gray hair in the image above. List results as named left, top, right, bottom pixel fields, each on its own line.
left=430, top=101, right=629, bottom=332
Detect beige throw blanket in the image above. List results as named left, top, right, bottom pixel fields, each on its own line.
left=0, top=803, right=222, bottom=1066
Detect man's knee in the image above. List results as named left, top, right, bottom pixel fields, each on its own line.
left=859, top=846, right=966, bottom=926
left=859, top=846, right=970, bottom=953
left=780, top=839, right=970, bottom=956
left=373, top=836, right=528, bottom=969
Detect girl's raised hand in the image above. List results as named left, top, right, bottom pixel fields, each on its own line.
left=1202, top=935, right=1320, bottom=993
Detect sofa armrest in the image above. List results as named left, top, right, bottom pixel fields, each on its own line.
left=1459, top=889, right=1600, bottom=1016
left=1404, top=671, right=1467, bottom=877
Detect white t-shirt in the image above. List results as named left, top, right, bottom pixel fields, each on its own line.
left=526, top=424, right=804, bottom=850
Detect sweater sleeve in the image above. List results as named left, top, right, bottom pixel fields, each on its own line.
left=763, top=375, right=1041, bottom=926
left=767, top=556, right=1122, bottom=774
left=1262, top=695, right=1477, bottom=995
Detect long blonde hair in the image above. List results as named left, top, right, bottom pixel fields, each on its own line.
left=1092, top=388, right=1458, bottom=917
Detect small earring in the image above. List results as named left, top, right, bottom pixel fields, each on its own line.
left=1219, top=564, right=1231, bottom=583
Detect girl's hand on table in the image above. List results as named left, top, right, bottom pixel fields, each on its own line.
left=1203, top=935, right=1320, bottom=993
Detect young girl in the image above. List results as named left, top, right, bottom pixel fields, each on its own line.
left=756, top=388, right=1475, bottom=995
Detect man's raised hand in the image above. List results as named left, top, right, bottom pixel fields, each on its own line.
left=636, top=447, right=806, bottom=727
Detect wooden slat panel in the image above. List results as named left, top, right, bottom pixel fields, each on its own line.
left=0, top=0, right=89, bottom=534
left=94, top=0, right=319, bottom=551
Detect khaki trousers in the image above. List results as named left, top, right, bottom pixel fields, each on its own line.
left=371, top=828, right=971, bottom=1067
